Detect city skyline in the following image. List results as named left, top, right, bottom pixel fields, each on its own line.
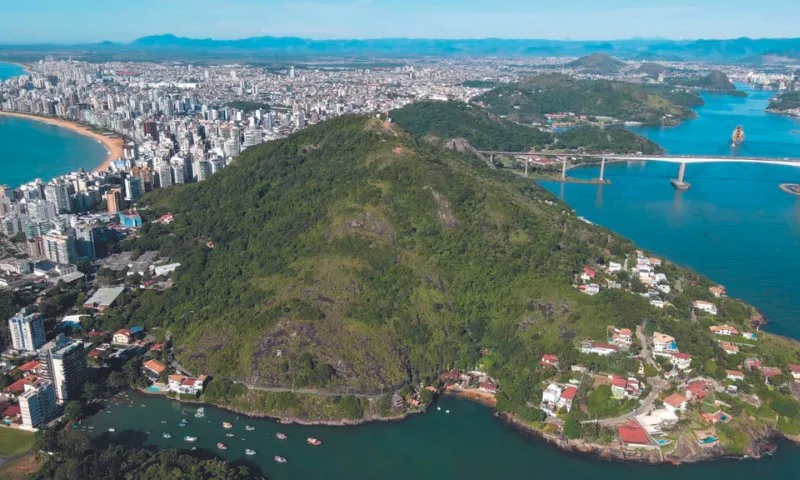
left=3, top=0, right=799, bottom=44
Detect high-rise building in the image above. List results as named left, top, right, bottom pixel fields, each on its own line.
left=124, top=176, right=142, bottom=202
left=38, top=334, right=87, bottom=403
left=171, top=163, right=185, bottom=185
left=193, top=160, right=212, bottom=182
left=8, top=310, right=45, bottom=352
left=143, top=121, right=159, bottom=141
left=105, top=188, right=123, bottom=213
left=156, top=163, right=172, bottom=188
left=42, top=232, right=77, bottom=265
left=27, top=236, right=46, bottom=258
left=19, top=379, right=56, bottom=428
left=44, top=183, right=71, bottom=213
left=74, top=224, right=96, bottom=259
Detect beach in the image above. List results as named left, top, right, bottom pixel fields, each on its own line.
left=0, top=111, right=123, bottom=172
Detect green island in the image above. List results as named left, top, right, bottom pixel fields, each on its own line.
left=767, top=91, right=800, bottom=116
left=565, top=53, right=625, bottom=75
left=473, top=73, right=701, bottom=126
left=668, top=71, right=747, bottom=97
left=73, top=103, right=800, bottom=465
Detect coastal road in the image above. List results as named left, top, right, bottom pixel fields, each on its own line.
left=636, top=322, right=656, bottom=366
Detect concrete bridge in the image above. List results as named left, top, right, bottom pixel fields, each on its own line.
left=476, top=150, right=800, bottom=190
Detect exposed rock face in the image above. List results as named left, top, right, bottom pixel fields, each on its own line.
left=445, top=137, right=496, bottom=169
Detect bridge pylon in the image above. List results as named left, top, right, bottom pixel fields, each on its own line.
left=599, top=157, right=606, bottom=182
left=670, top=161, right=691, bottom=190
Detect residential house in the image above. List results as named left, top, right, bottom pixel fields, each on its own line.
left=541, top=384, right=562, bottom=415
left=580, top=342, right=619, bottom=356
left=649, top=299, right=665, bottom=308
left=611, top=375, right=627, bottom=399
left=625, top=378, right=642, bottom=398
left=636, top=409, right=678, bottom=435
left=618, top=420, right=650, bottom=447
left=608, top=326, right=633, bottom=349
left=112, top=329, right=131, bottom=345
left=579, top=284, right=600, bottom=295
left=759, top=366, right=782, bottom=383
left=709, top=286, right=727, bottom=298
left=789, top=364, right=800, bottom=381
left=652, top=333, right=678, bottom=357
left=167, top=374, right=208, bottom=395
left=478, top=380, right=498, bottom=395
left=608, top=262, right=622, bottom=273
left=709, top=325, right=738, bottom=336
left=669, top=352, right=693, bottom=370
left=142, top=359, right=166, bottom=381
left=557, top=385, right=578, bottom=412
left=726, top=370, right=745, bottom=382
left=719, top=342, right=739, bottom=355
left=686, top=380, right=712, bottom=402
left=663, top=393, right=687, bottom=413
left=701, top=410, right=732, bottom=424
left=582, top=266, right=596, bottom=281
left=539, top=354, right=559, bottom=368
left=693, top=300, right=718, bottom=316
left=743, top=358, right=761, bottom=371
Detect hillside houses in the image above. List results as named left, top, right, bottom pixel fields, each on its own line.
left=580, top=341, right=619, bottom=356
left=540, top=383, right=578, bottom=416
left=652, top=332, right=678, bottom=357
left=709, top=324, right=738, bottom=336
left=693, top=300, right=718, bottom=316
left=608, top=326, right=633, bottom=349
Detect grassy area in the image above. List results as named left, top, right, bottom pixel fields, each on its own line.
left=0, top=452, right=44, bottom=479
left=0, top=428, right=35, bottom=457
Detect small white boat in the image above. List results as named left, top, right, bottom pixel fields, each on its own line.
left=445, top=410, right=450, bottom=414
left=274, top=456, right=287, bottom=464
left=245, top=425, right=255, bottom=431
left=437, top=406, right=441, bottom=411
left=222, top=422, right=233, bottom=429
left=276, top=432, right=287, bottom=440
left=108, top=428, right=116, bottom=432
left=245, top=449, right=256, bottom=456
left=226, top=433, right=235, bottom=437
left=307, top=437, right=322, bottom=446
left=217, top=442, right=228, bottom=450
left=184, top=436, right=197, bottom=442
left=163, top=433, right=171, bottom=439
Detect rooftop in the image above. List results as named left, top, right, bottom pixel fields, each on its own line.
left=85, top=286, right=125, bottom=308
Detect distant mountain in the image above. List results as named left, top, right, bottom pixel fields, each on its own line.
left=473, top=73, right=699, bottom=126
left=565, top=53, right=625, bottom=74
left=635, top=62, right=669, bottom=76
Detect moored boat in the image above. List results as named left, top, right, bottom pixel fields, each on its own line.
left=307, top=437, right=322, bottom=446
left=222, top=422, right=233, bottom=429
left=217, top=442, right=228, bottom=450
left=274, top=456, right=287, bottom=463
left=276, top=432, right=287, bottom=440
left=163, top=433, right=172, bottom=439
left=245, top=425, right=255, bottom=431
left=245, top=449, right=256, bottom=456
left=184, top=435, right=197, bottom=442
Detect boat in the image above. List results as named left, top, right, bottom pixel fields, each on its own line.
left=163, top=433, right=172, bottom=439
left=145, top=430, right=151, bottom=435
left=274, top=456, right=287, bottom=464
left=276, top=432, right=287, bottom=440
left=731, top=125, right=745, bottom=147
left=222, top=422, right=233, bottom=429
left=194, top=407, right=205, bottom=418
left=307, top=437, right=322, bottom=446
left=437, top=406, right=441, bottom=411
left=245, top=425, right=255, bottom=431
left=445, top=410, right=450, bottom=414
left=245, top=449, right=256, bottom=456
left=217, top=443, right=228, bottom=450
left=184, top=435, right=197, bottom=442
left=226, top=433, right=235, bottom=437
left=108, top=428, right=116, bottom=432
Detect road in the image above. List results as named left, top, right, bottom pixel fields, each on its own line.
left=636, top=322, right=656, bottom=366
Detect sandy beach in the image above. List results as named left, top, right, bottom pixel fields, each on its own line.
left=0, top=111, right=124, bottom=172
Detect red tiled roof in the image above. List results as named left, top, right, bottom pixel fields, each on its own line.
left=18, top=361, right=40, bottom=372
left=664, top=393, right=686, bottom=408
left=612, top=375, right=627, bottom=388
left=788, top=364, right=800, bottom=374
left=181, top=378, right=196, bottom=386
left=114, top=329, right=131, bottom=336
left=6, top=378, right=32, bottom=394
left=143, top=359, right=166, bottom=374
left=618, top=420, right=649, bottom=445
left=2, top=405, right=21, bottom=417
left=671, top=352, right=692, bottom=359
left=88, top=349, right=102, bottom=358
left=592, top=343, right=619, bottom=350
left=561, top=386, right=578, bottom=400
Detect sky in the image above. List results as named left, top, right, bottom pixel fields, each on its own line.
left=2, top=0, right=799, bottom=44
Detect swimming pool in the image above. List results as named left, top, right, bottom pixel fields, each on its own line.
left=701, top=436, right=718, bottom=444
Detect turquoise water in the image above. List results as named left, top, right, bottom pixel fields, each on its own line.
left=0, top=61, right=27, bottom=80
left=85, top=392, right=800, bottom=480
left=0, top=115, right=108, bottom=187
left=543, top=86, right=800, bottom=338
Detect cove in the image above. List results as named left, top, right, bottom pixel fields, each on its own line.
left=85, top=391, right=799, bottom=480
left=0, top=115, right=107, bottom=187
left=0, top=61, right=27, bottom=80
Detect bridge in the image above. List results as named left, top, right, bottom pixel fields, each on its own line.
left=475, top=150, right=800, bottom=190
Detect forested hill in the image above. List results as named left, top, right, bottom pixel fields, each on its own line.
left=390, top=101, right=662, bottom=154
left=110, top=114, right=770, bottom=422
left=474, top=73, right=700, bottom=125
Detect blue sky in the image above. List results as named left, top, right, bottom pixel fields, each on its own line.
left=3, top=0, right=798, bottom=43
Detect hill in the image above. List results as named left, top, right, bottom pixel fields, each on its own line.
left=390, top=101, right=661, bottom=155
left=389, top=101, right=552, bottom=151
left=566, top=53, right=625, bottom=74
left=767, top=91, right=800, bottom=114
left=635, top=62, right=669, bottom=76
left=473, top=74, right=699, bottom=125
left=682, top=70, right=737, bottom=92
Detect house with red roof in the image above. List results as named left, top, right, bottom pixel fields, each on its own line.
left=686, top=380, right=712, bottom=402
left=719, top=342, right=739, bottom=355
left=113, top=329, right=132, bottom=345
left=669, top=352, right=693, bottom=371
left=663, top=393, right=687, bottom=412
left=539, top=354, right=559, bottom=368
left=142, top=359, right=167, bottom=381
left=726, top=370, right=745, bottom=381
left=167, top=373, right=208, bottom=395
left=557, top=385, right=578, bottom=412
left=580, top=342, right=619, bottom=356
left=478, top=380, right=498, bottom=395
left=611, top=375, right=627, bottom=399
left=17, top=361, right=40, bottom=374
left=618, top=420, right=650, bottom=446
left=789, top=364, right=800, bottom=381
left=759, top=366, right=782, bottom=383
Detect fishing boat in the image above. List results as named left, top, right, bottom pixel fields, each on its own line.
left=222, top=422, right=233, bottom=429
left=274, top=456, right=287, bottom=464
left=184, top=435, right=197, bottom=442
left=276, top=432, right=287, bottom=440
left=731, top=125, right=745, bottom=148
left=307, top=437, right=322, bottom=446
left=245, top=449, right=256, bottom=456
left=445, top=410, right=450, bottom=414
left=217, top=442, right=228, bottom=450
left=163, top=433, right=172, bottom=439
left=108, top=428, right=116, bottom=432
left=245, top=425, right=255, bottom=431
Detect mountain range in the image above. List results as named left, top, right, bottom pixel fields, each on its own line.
left=4, top=34, right=800, bottom=62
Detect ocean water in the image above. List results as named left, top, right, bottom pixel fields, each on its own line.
left=86, top=392, right=800, bottom=480
left=0, top=115, right=108, bottom=187
left=542, top=86, right=800, bottom=339
left=0, top=61, right=27, bottom=80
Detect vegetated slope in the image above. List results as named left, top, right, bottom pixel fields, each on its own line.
left=107, top=115, right=773, bottom=420
left=635, top=62, right=669, bottom=76
left=767, top=91, right=800, bottom=112
left=390, top=101, right=552, bottom=151
left=678, top=70, right=740, bottom=93
left=391, top=101, right=662, bottom=154
left=554, top=126, right=663, bottom=154
left=566, top=53, right=625, bottom=74
left=474, top=74, right=698, bottom=125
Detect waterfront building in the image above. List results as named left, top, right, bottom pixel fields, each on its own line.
left=37, top=334, right=87, bottom=402
left=19, top=379, right=56, bottom=428
left=8, top=310, right=45, bottom=352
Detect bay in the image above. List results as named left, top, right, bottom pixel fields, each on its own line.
left=0, top=61, right=27, bottom=80
left=0, top=115, right=108, bottom=187
left=85, top=391, right=799, bottom=480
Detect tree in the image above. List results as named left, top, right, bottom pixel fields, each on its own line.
left=107, top=371, right=127, bottom=391
left=563, top=415, right=581, bottom=440
left=82, top=382, right=98, bottom=403
left=64, top=401, right=85, bottom=422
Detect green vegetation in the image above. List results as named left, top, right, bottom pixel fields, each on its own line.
left=566, top=53, right=624, bottom=75
left=224, top=100, right=270, bottom=112
left=0, top=428, right=35, bottom=456
left=475, top=73, right=699, bottom=125
left=461, top=80, right=500, bottom=89
left=636, top=63, right=669, bottom=77
left=768, top=91, right=800, bottom=113
left=391, top=101, right=551, bottom=151
left=563, top=415, right=582, bottom=439
left=555, top=126, right=662, bottom=154
left=585, top=384, right=637, bottom=418
left=679, top=71, right=737, bottom=92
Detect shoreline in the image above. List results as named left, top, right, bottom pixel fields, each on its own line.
left=0, top=111, right=123, bottom=173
